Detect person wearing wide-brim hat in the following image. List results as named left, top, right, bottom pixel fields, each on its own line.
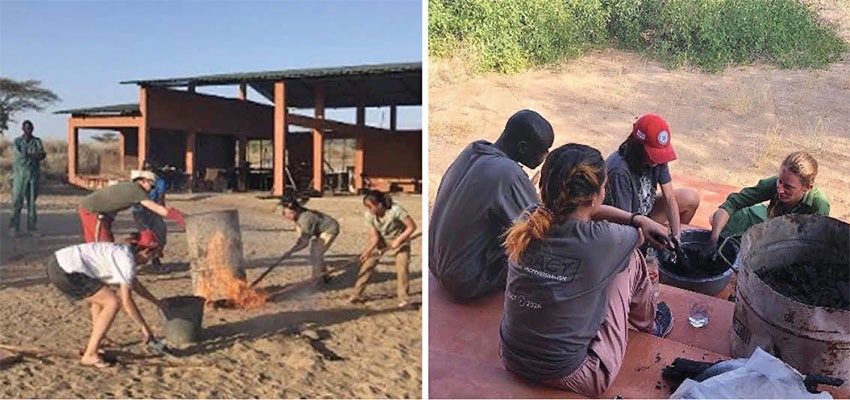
left=603, top=114, right=701, bottom=244
left=46, top=230, right=166, bottom=368
left=77, top=170, right=186, bottom=243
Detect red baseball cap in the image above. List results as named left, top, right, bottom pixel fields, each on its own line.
left=632, top=114, right=677, bottom=164
left=129, top=229, right=159, bottom=249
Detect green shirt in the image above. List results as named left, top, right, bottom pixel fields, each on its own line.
left=13, top=135, right=46, bottom=173
left=296, top=209, right=339, bottom=238
left=719, top=176, right=830, bottom=237
left=364, top=203, right=410, bottom=242
left=81, top=182, right=150, bottom=215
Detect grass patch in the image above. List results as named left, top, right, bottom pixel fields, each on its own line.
left=429, top=0, right=847, bottom=73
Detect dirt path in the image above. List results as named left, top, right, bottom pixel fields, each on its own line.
left=0, top=188, right=422, bottom=398
left=429, top=49, right=850, bottom=222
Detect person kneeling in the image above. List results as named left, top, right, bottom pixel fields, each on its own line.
left=46, top=230, right=165, bottom=368
left=499, top=143, right=673, bottom=397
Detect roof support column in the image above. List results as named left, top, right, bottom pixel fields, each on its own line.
left=390, top=104, right=397, bottom=132
left=237, top=82, right=248, bottom=192
left=237, top=137, right=247, bottom=192
left=312, top=85, right=325, bottom=194
left=67, top=121, right=78, bottom=184
left=185, top=131, right=196, bottom=191
left=138, top=87, right=149, bottom=169
left=354, top=82, right=366, bottom=192
left=118, top=129, right=126, bottom=171
left=273, top=81, right=287, bottom=196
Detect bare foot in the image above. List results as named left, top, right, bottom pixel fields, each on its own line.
left=80, top=354, right=113, bottom=369
left=348, top=295, right=364, bottom=304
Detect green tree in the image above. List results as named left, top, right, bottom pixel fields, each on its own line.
left=0, top=78, right=60, bottom=135
left=91, top=132, right=119, bottom=143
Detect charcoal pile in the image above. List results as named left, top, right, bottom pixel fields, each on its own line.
left=662, top=247, right=730, bottom=279
left=756, top=262, right=850, bottom=310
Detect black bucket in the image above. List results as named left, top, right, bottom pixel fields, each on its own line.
left=162, top=295, right=205, bottom=344
left=657, top=229, right=739, bottom=295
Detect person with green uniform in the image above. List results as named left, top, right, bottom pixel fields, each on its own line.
left=350, top=190, right=417, bottom=307
left=78, top=171, right=186, bottom=243
left=9, top=120, right=46, bottom=237
left=278, top=197, right=340, bottom=284
left=710, top=151, right=829, bottom=243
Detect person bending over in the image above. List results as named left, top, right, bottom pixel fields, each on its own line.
left=604, top=114, right=700, bottom=243
left=78, top=170, right=185, bottom=243
left=46, top=230, right=165, bottom=368
left=351, top=190, right=417, bottom=307
left=279, top=197, right=340, bottom=284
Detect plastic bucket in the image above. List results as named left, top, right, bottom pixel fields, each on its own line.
left=162, top=295, right=205, bottom=344
left=657, top=229, right=738, bottom=295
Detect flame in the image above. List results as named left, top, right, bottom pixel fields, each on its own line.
left=194, top=231, right=267, bottom=309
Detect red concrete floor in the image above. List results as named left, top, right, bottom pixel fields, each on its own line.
left=428, top=275, right=728, bottom=399
left=428, top=177, right=850, bottom=398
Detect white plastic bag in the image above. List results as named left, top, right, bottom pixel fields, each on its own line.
left=670, top=347, right=832, bottom=399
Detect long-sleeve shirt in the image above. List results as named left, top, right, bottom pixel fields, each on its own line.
left=13, top=135, right=46, bottom=173
left=719, top=176, right=829, bottom=237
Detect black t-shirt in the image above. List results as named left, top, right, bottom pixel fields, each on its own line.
left=604, top=151, right=671, bottom=215
left=499, top=217, right=640, bottom=380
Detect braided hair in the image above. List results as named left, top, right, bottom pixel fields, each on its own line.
left=504, top=143, right=606, bottom=264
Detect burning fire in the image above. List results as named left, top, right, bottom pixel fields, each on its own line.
left=194, top=231, right=267, bottom=309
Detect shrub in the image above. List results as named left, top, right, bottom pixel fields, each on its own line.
left=429, top=0, right=847, bottom=73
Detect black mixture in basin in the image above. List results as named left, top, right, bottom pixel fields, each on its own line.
left=756, top=262, right=850, bottom=310
left=660, top=246, right=731, bottom=279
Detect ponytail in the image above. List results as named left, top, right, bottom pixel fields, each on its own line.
left=504, top=206, right=553, bottom=264
left=504, top=143, right=606, bottom=263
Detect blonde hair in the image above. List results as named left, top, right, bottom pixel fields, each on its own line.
left=503, top=144, right=605, bottom=264
left=782, top=151, right=818, bottom=187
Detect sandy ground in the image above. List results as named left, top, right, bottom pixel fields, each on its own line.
left=429, top=49, right=850, bottom=222
left=0, top=186, right=422, bottom=398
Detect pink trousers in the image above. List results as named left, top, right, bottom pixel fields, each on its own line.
left=541, top=249, right=656, bottom=397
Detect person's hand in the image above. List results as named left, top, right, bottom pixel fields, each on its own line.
left=359, top=251, right=372, bottom=263
left=673, top=230, right=682, bottom=244
left=390, top=239, right=403, bottom=250
left=634, top=215, right=670, bottom=249
left=165, top=208, right=186, bottom=229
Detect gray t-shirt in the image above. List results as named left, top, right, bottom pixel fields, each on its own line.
left=499, top=217, right=640, bottom=380
left=429, top=140, right=539, bottom=299
left=81, top=182, right=149, bottom=215
left=297, top=209, right=339, bottom=238
left=604, top=151, right=671, bottom=215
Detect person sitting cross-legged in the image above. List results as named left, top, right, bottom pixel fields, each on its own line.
left=500, top=143, right=674, bottom=398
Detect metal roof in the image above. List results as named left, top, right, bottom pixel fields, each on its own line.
left=54, top=103, right=140, bottom=117
left=120, top=62, right=422, bottom=108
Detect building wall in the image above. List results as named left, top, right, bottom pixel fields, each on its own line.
left=146, top=87, right=274, bottom=137
left=363, top=131, right=422, bottom=192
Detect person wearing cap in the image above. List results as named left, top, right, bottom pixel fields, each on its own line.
left=78, top=170, right=185, bottom=243
left=130, top=169, right=169, bottom=268
left=603, top=114, right=700, bottom=243
left=277, top=196, right=340, bottom=285
left=429, top=110, right=671, bottom=300
left=46, top=230, right=166, bottom=368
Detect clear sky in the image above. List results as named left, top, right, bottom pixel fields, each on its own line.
left=0, top=0, right=422, bottom=140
